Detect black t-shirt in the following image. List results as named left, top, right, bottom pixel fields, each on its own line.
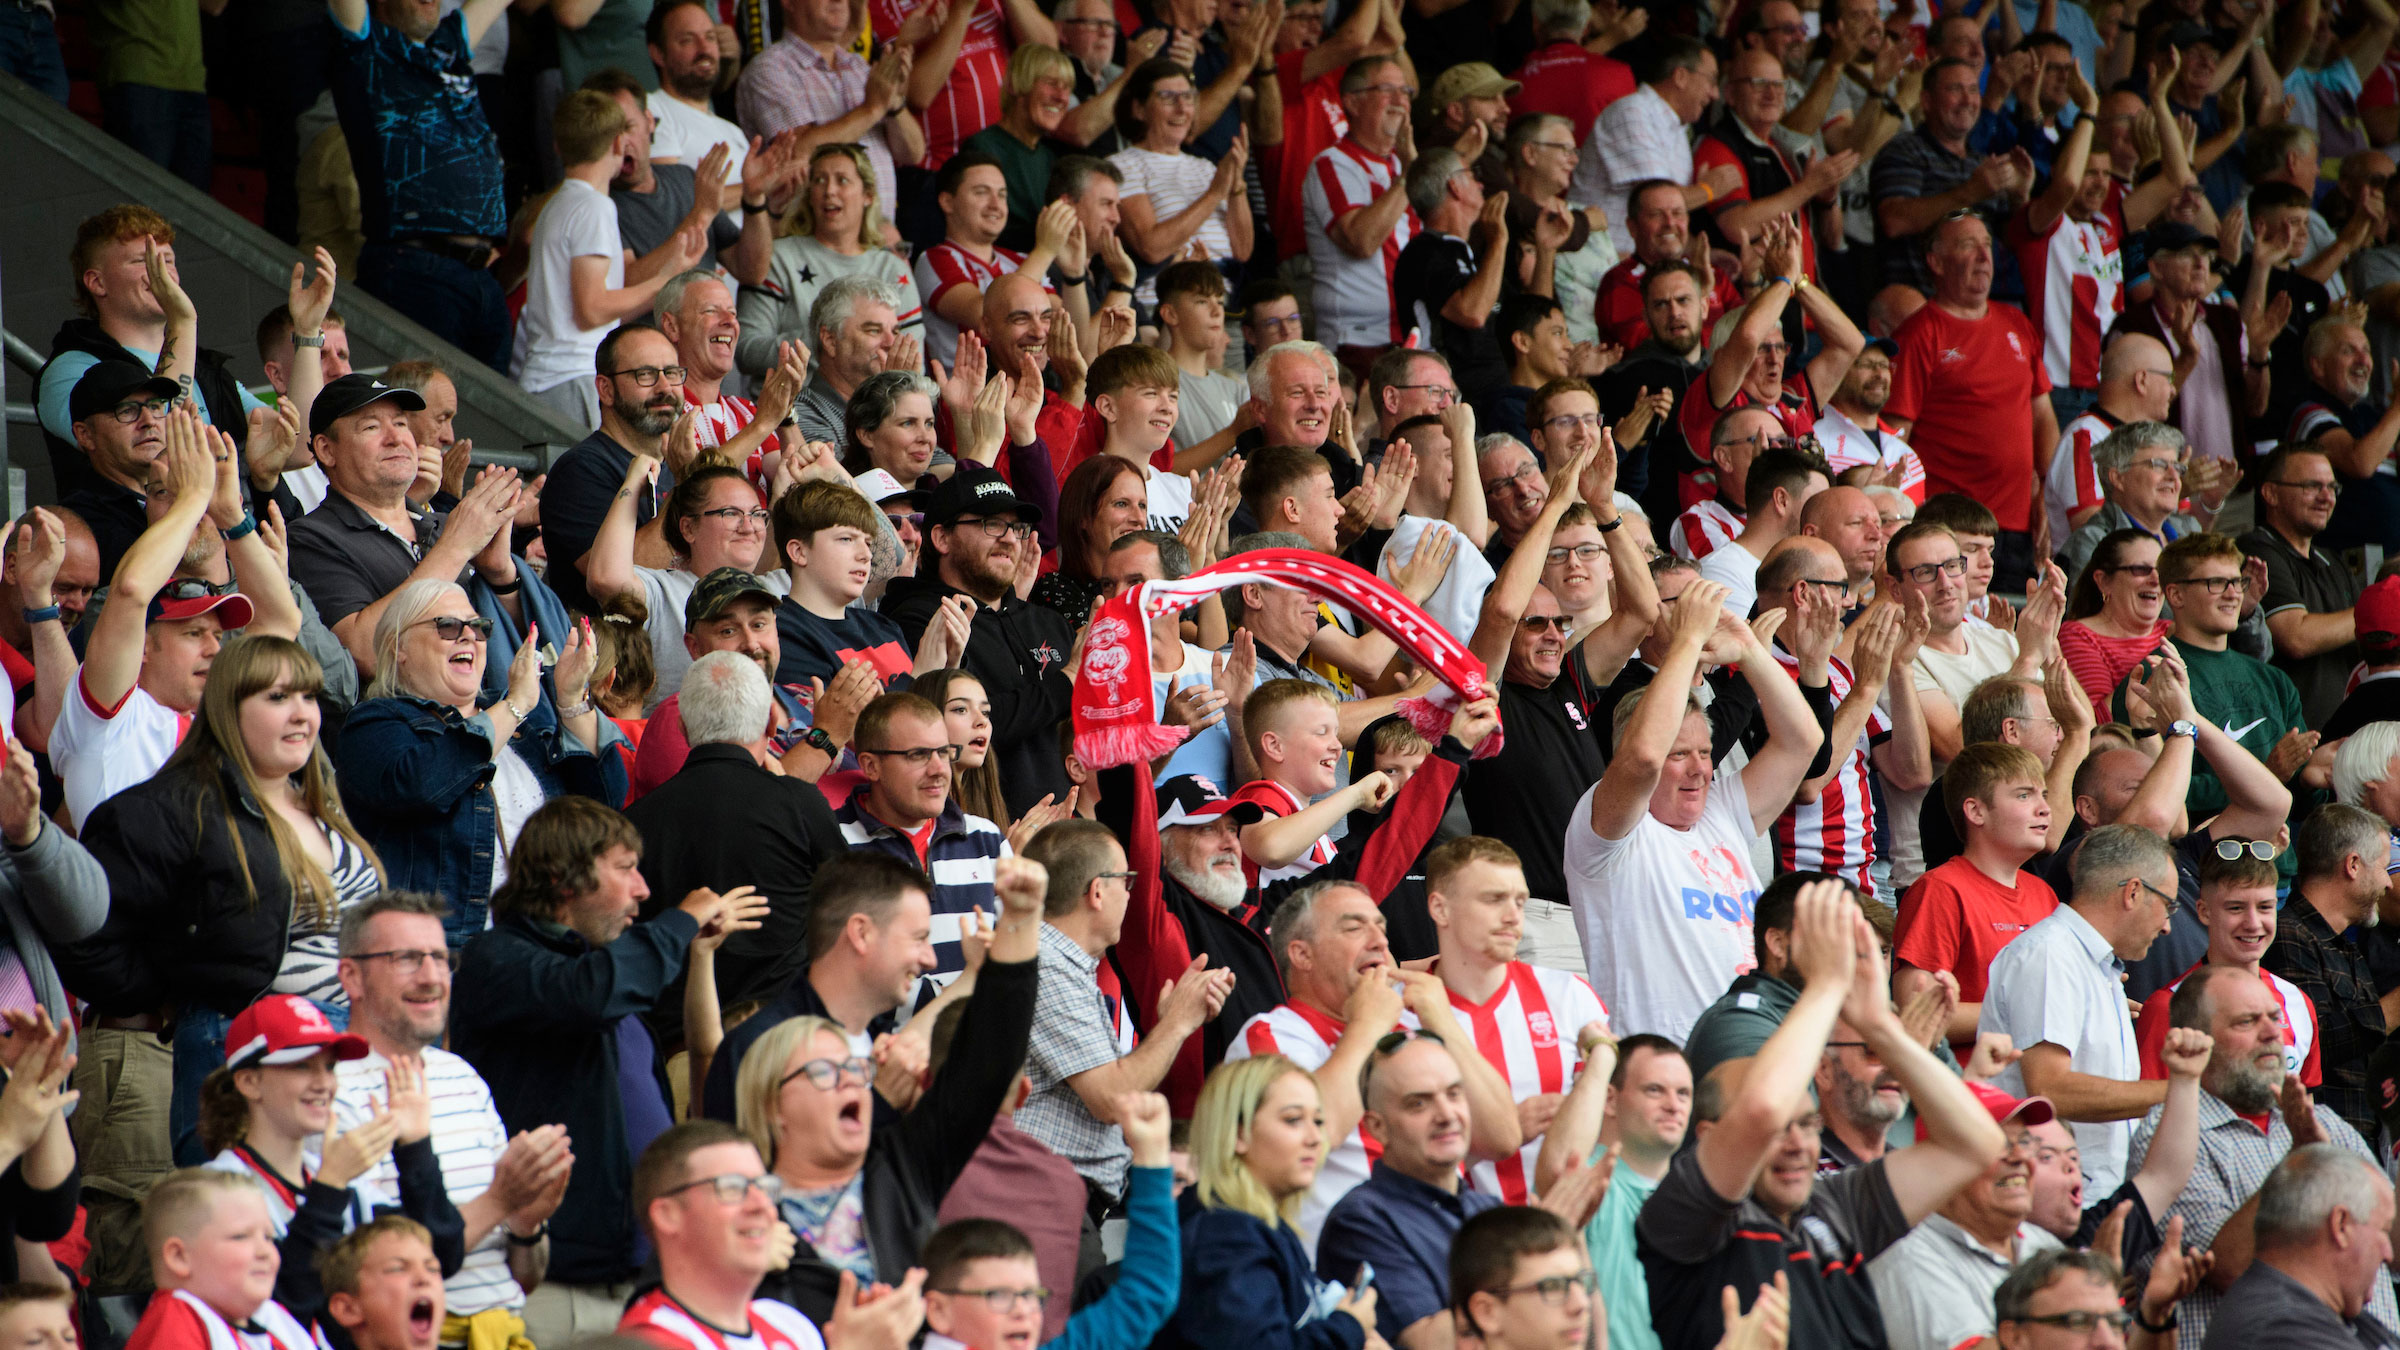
left=2323, top=672, right=2400, bottom=741
left=1597, top=344, right=1706, bottom=525
left=1394, top=231, right=1510, bottom=402
left=2226, top=259, right=2332, bottom=437
left=774, top=598, right=914, bottom=693
left=1637, top=1149, right=1909, bottom=1350
left=1461, top=672, right=1607, bottom=902
left=2238, top=526, right=2362, bottom=727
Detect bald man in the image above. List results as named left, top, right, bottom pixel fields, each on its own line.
left=2046, top=333, right=2182, bottom=546
left=972, top=271, right=1087, bottom=478
left=1800, top=486, right=1887, bottom=599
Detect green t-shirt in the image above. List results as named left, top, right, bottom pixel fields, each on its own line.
left=2164, top=636, right=2304, bottom=819
left=1588, top=1162, right=1664, bottom=1350
left=89, top=0, right=203, bottom=91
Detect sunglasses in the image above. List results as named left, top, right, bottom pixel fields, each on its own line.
left=414, top=615, right=496, bottom=643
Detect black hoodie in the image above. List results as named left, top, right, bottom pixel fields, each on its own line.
left=881, top=571, right=1076, bottom=816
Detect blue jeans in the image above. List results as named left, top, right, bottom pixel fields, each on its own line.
left=0, top=5, right=68, bottom=105
left=171, top=1000, right=349, bottom=1166
left=358, top=242, right=514, bottom=375
left=101, top=83, right=212, bottom=192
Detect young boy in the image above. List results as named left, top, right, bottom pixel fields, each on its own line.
left=1915, top=494, right=2005, bottom=628
left=125, top=1169, right=314, bottom=1350
left=921, top=1092, right=1178, bottom=1350
left=1156, top=261, right=1247, bottom=460
left=0, top=1283, right=78, bottom=1350
left=513, top=89, right=705, bottom=426
left=1087, top=343, right=1195, bottom=533
left=1891, top=742, right=2059, bottom=1044
left=1237, top=445, right=1344, bottom=555
left=319, top=1217, right=446, bottom=1350
left=1229, top=680, right=1496, bottom=892
left=774, top=479, right=959, bottom=690
left=2134, top=849, right=2320, bottom=1083
left=1449, top=1207, right=1594, bottom=1350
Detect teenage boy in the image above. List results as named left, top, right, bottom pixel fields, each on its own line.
left=514, top=90, right=706, bottom=427
left=126, top=1169, right=315, bottom=1350
left=1448, top=1207, right=1597, bottom=1350
left=1228, top=679, right=1498, bottom=890
left=773, top=479, right=968, bottom=692
left=1157, top=261, right=1247, bottom=460
left=2133, top=848, right=2320, bottom=1084
left=1087, top=343, right=1196, bottom=532
left=320, top=1217, right=446, bottom=1350
left=1914, top=494, right=2007, bottom=629
left=0, top=1286, right=77, bottom=1350
left=1892, top=742, right=2061, bottom=1046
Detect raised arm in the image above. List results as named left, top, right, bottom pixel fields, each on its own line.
left=1856, top=923, right=2007, bottom=1223
left=1468, top=438, right=1597, bottom=678
left=1707, top=267, right=1792, bottom=409
left=2025, top=90, right=2098, bottom=238
left=584, top=452, right=660, bottom=607
left=85, top=410, right=216, bottom=712
left=204, top=423, right=304, bottom=641
left=2131, top=1027, right=2211, bottom=1219
left=1696, top=879, right=1854, bottom=1201
left=1585, top=575, right=1724, bottom=842
left=1733, top=606, right=1829, bottom=835
left=1533, top=1024, right=1615, bottom=1195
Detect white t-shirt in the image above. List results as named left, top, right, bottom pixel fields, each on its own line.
left=1142, top=463, right=1194, bottom=534
left=1108, top=146, right=1233, bottom=304
left=488, top=744, right=547, bottom=893
left=513, top=178, right=623, bottom=395
left=52, top=675, right=185, bottom=831
left=1696, top=541, right=1762, bottom=619
left=1376, top=516, right=1495, bottom=648
left=333, top=1047, right=524, bottom=1316
left=1563, top=763, right=1762, bottom=1042
left=1172, top=370, right=1246, bottom=451
left=648, top=90, right=749, bottom=180
left=1888, top=623, right=2022, bottom=889
left=282, top=463, right=330, bottom=514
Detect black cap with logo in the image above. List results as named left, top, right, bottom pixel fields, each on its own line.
left=924, top=464, right=1045, bottom=529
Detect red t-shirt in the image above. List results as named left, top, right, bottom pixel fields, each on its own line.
left=1892, top=855, right=2059, bottom=1002
left=1883, top=299, right=2052, bottom=532
left=1673, top=379, right=1817, bottom=509
left=1508, top=40, right=1635, bottom=134
left=1591, top=257, right=1745, bottom=352
left=1273, top=49, right=1349, bottom=262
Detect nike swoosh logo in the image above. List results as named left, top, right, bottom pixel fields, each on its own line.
left=2225, top=717, right=2267, bottom=740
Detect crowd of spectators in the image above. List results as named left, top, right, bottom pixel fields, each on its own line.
left=24, top=0, right=2400, bottom=1349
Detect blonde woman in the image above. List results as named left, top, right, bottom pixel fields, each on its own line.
left=960, top=42, right=1159, bottom=250
left=738, top=143, right=924, bottom=378
left=1164, top=1056, right=1381, bottom=1350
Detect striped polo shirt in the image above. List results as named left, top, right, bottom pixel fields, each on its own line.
left=833, top=796, right=1009, bottom=999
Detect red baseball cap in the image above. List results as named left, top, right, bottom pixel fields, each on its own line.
left=1914, top=1079, right=2055, bottom=1141
left=224, top=995, right=369, bottom=1071
left=2358, top=577, right=2400, bottom=654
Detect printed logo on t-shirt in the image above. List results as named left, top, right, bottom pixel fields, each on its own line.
left=1682, top=845, right=1760, bottom=923
left=1562, top=698, right=1588, bottom=731
left=1989, top=921, right=2033, bottom=936
left=839, top=642, right=914, bottom=684
left=2005, top=332, right=2024, bottom=359
left=1528, top=1011, right=1558, bottom=1049
left=1029, top=641, right=1065, bottom=677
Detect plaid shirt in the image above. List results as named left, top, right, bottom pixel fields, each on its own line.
left=2262, top=898, right=2389, bottom=1146
left=2128, top=1090, right=2395, bottom=1350
left=1020, top=923, right=1132, bottom=1196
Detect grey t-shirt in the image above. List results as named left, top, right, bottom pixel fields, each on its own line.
left=610, top=164, right=740, bottom=270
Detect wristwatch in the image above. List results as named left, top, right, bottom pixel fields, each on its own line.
left=2167, top=719, right=2199, bottom=741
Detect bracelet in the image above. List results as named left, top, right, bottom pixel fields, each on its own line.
left=486, top=572, right=523, bottom=596
left=292, top=332, right=326, bottom=349
left=1597, top=515, right=1623, bottom=533
left=501, top=696, right=532, bottom=721
left=741, top=196, right=768, bottom=212
left=2131, top=1305, right=2177, bottom=1334
left=505, top=1223, right=547, bottom=1246
left=1700, top=182, right=1717, bottom=204
left=19, top=606, right=58, bottom=627
left=1766, top=275, right=1795, bottom=288
left=1106, top=279, right=1136, bottom=293
left=2247, top=357, right=2272, bottom=369
left=221, top=511, right=259, bottom=542
left=1057, top=270, right=1089, bottom=286
left=558, top=697, right=595, bottom=719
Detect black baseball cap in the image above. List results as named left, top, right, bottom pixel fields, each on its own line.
left=1861, top=336, right=1899, bottom=357
left=1156, top=774, right=1267, bottom=828
left=2141, top=221, right=2212, bottom=256
left=309, top=372, right=425, bottom=438
left=925, top=464, right=1044, bottom=529
left=69, top=360, right=179, bottom=425
left=683, top=566, right=780, bottom=630
left=2158, top=20, right=2214, bottom=49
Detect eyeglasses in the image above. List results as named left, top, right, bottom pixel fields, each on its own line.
left=659, top=1172, right=788, bottom=1205
left=1796, top=578, right=1850, bottom=595
left=1821, top=1040, right=1883, bottom=1060
left=1483, top=461, right=1544, bottom=495
left=779, top=1056, right=875, bottom=1091
left=1149, top=89, right=1198, bottom=106
left=1093, top=870, right=1137, bottom=883
left=2012, top=1311, right=2134, bottom=1333
left=1357, top=83, right=1417, bottom=98
left=1542, top=412, right=1604, bottom=433
left=1901, top=556, right=1968, bottom=585
left=1488, top=1271, right=1597, bottom=1306
left=953, top=517, right=1037, bottom=539
left=1728, top=76, right=1787, bottom=92
left=2215, top=838, right=2279, bottom=861
left=105, top=396, right=174, bottom=424
left=938, top=1286, right=1052, bottom=1312
left=698, top=506, right=773, bottom=525
left=1529, top=141, right=1577, bottom=154
left=609, top=365, right=689, bottom=387
left=412, top=615, right=496, bottom=643
left=2129, top=457, right=2184, bottom=474
left=1519, top=615, right=1569, bottom=633
left=1057, top=15, right=1116, bottom=26
left=1391, top=383, right=1460, bottom=405
left=2102, top=562, right=2159, bottom=578
left=2010, top=713, right=2061, bottom=731
left=1546, top=543, right=1605, bottom=566
left=2134, top=877, right=2177, bottom=907
left=349, top=948, right=458, bottom=974
left=2268, top=478, right=2341, bottom=496
left=2168, top=574, right=2245, bottom=595
left=859, top=744, right=962, bottom=765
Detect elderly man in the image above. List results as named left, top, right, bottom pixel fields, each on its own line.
left=625, top=650, right=844, bottom=1045
left=1691, top=50, right=1856, bottom=306
left=1593, top=180, right=1746, bottom=353
left=2263, top=804, right=2395, bottom=1149
left=2200, top=1145, right=2400, bottom=1350
left=1306, top=55, right=1422, bottom=374
left=2286, top=318, right=2400, bottom=554
left=780, top=277, right=906, bottom=447
left=1870, top=58, right=2032, bottom=298
left=657, top=269, right=801, bottom=479
left=2111, top=223, right=2275, bottom=471
left=734, top=0, right=921, bottom=223
left=2127, top=964, right=2398, bottom=1349
left=1887, top=213, right=2058, bottom=590
left=2236, top=444, right=2360, bottom=725
left=1569, top=38, right=1737, bottom=255
left=2046, top=335, right=2186, bottom=550
left=1982, top=825, right=2181, bottom=1196
left=1229, top=878, right=1516, bottom=1246
left=2060, top=422, right=2207, bottom=577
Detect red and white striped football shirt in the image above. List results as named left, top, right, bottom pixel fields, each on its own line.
left=620, top=1289, right=826, bottom=1350
left=1440, top=961, right=1608, bottom=1205
left=1813, top=405, right=1928, bottom=503
left=1228, top=998, right=1419, bottom=1246
left=1770, top=651, right=1888, bottom=893
left=1227, top=778, right=1337, bottom=889
left=2044, top=407, right=2122, bottom=551
left=1667, top=499, right=1744, bottom=562
left=2010, top=186, right=2126, bottom=392
left=680, top=387, right=782, bottom=495
left=870, top=0, right=1007, bottom=169
left=1303, top=139, right=1418, bottom=347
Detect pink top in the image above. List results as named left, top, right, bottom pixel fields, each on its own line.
left=2057, top=617, right=2172, bottom=722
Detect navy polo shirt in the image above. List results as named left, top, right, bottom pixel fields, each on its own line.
left=1316, top=1162, right=1501, bottom=1342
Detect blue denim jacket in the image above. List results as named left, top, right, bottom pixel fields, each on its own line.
left=337, top=692, right=628, bottom=942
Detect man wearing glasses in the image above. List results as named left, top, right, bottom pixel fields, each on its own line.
left=1305, top=54, right=1423, bottom=376
left=2150, top=534, right=2305, bottom=824
left=834, top=691, right=1006, bottom=998
left=538, top=324, right=691, bottom=616
left=334, top=892, right=569, bottom=1344
left=2188, top=1145, right=2400, bottom=1350
left=1567, top=37, right=1739, bottom=256
left=2238, top=444, right=2361, bottom=727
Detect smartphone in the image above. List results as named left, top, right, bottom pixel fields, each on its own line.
left=1353, top=1262, right=1376, bottom=1296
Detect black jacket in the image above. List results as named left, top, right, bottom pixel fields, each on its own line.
left=42, top=318, right=251, bottom=500
left=54, top=760, right=302, bottom=1018
left=881, top=574, right=1075, bottom=815
left=449, top=907, right=699, bottom=1285
left=756, top=954, right=1038, bottom=1324
left=625, top=743, right=846, bottom=1048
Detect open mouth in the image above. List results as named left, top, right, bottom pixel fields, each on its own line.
left=408, top=1299, right=436, bottom=1340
